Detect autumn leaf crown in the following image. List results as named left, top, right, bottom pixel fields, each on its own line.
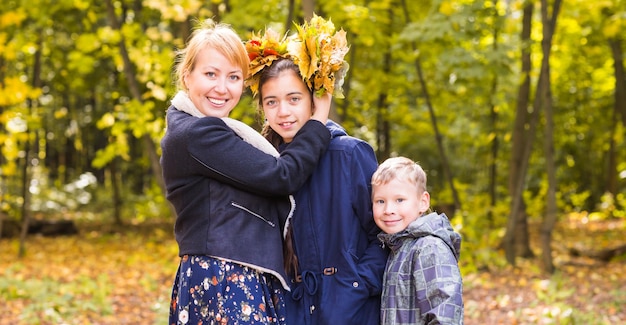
left=245, top=14, right=350, bottom=98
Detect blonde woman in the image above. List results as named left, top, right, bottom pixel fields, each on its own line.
left=161, top=19, right=331, bottom=324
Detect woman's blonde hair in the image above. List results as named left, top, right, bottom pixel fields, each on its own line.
left=174, top=19, right=249, bottom=91
left=371, top=156, right=427, bottom=193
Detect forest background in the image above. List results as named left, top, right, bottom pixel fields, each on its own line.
left=0, top=0, right=625, bottom=324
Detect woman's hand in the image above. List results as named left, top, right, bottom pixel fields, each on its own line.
left=311, top=92, right=332, bottom=124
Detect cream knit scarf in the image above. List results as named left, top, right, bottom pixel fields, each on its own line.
left=171, top=91, right=279, bottom=157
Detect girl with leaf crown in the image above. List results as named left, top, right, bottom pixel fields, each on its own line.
left=245, top=14, right=388, bottom=325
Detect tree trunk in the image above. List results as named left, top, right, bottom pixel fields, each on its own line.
left=505, top=2, right=534, bottom=265
left=105, top=0, right=173, bottom=218
left=285, top=0, right=295, bottom=32
left=400, top=0, right=461, bottom=213
left=302, top=0, right=314, bottom=21
left=569, top=244, right=626, bottom=262
left=371, top=6, right=392, bottom=161
left=0, top=212, right=6, bottom=240
left=110, top=158, right=123, bottom=225
left=18, top=136, right=31, bottom=258
left=607, top=38, right=625, bottom=196
left=374, top=8, right=393, bottom=161
left=606, top=112, right=618, bottom=198
left=18, top=33, right=43, bottom=258
left=609, top=39, right=626, bottom=127
left=488, top=0, right=502, bottom=226
left=540, top=0, right=563, bottom=274
left=0, top=57, right=5, bottom=240
left=375, top=53, right=391, bottom=161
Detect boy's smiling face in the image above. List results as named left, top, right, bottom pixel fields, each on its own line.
left=372, top=178, right=430, bottom=234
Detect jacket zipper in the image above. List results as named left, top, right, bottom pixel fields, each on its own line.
left=231, top=202, right=276, bottom=227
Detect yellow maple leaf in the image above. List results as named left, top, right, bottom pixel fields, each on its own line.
left=288, top=14, right=350, bottom=97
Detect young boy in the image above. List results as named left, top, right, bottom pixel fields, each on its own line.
left=371, top=156, right=464, bottom=324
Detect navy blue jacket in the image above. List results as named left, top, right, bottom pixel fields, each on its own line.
left=160, top=107, right=330, bottom=289
left=284, top=120, right=388, bottom=324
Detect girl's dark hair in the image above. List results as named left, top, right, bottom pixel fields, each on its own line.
left=257, top=59, right=312, bottom=148
left=256, top=58, right=311, bottom=277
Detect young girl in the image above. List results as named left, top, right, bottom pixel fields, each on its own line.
left=245, top=16, right=388, bottom=324
left=372, top=156, right=464, bottom=324
left=161, top=19, right=331, bottom=324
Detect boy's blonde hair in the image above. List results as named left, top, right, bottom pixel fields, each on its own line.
left=175, top=19, right=249, bottom=91
left=371, top=156, right=427, bottom=193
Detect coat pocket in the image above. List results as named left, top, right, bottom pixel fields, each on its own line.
left=230, top=201, right=276, bottom=227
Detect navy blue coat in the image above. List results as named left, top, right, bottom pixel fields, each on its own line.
left=285, top=120, right=388, bottom=324
left=160, top=107, right=330, bottom=289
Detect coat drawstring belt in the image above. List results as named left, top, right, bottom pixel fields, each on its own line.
left=291, top=267, right=337, bottom=301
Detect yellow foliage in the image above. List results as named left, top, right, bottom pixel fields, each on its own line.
left=143, top=0, right=203, bottom=22
left=0, top=77, right=42, bottom=106
left=602, top=19, right=623, bottom=39
left=289, top=14, right=350, bottom=98
left=54, top=107, right=68, bottom=119
left=439, top=0, right=456, bottom=16
left=244, top=28, right=290, bottom=97
left=97, top=113, right=116, bottom=129
left=0, top=9, right=27, bottom=28
left=1, top=160, right=17, bottom=176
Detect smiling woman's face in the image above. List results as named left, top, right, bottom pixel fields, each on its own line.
left=183, top=47, right=244, bottom=118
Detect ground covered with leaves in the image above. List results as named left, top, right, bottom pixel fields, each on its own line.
left=464, top=216, right=626, bottom=324
left=1, top=217, right=624, bottom=324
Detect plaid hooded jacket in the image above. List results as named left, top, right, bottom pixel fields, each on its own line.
left=377, top=212, right=464, bottom=325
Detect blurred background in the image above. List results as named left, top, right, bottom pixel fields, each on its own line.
left=0, top=0, right=625, bottom=324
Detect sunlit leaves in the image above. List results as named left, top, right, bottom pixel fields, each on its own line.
left=439, top=0, right=457, bottom=16
left=0, top=8, right=27, bottom=27
left=602, top=11, right=625, bottom=39
left=92, top=133, right=130, bottom=168
left=92, top=98, right=163, bottom=168
left=144, top=0, right=204, bottom=22
left=67, top=50, right=98, bottom=76
left=96, top=26, right=122, bottom=46
left=96, top=112, right=116, bottom=129
left=0, top=10, right=27, bottom=59
left=0, top=77, right=42, bottom=107
left=75, top=33, right=102, bottom=53
left=338, top=5, right=371, bottom=42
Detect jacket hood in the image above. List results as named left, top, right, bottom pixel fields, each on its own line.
left=378, top=212, right=461, bottom=261
left=326, top=120, right=348, bottom=139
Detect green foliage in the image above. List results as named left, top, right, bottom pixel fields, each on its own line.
left=592, top=192, right=626, bottom=219
left=123, top=181, right=172, bottom=222
left=456, top=192, right=510, bottom=273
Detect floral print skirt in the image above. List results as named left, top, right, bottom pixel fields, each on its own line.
left=169, top=255, right=287, bottom=325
